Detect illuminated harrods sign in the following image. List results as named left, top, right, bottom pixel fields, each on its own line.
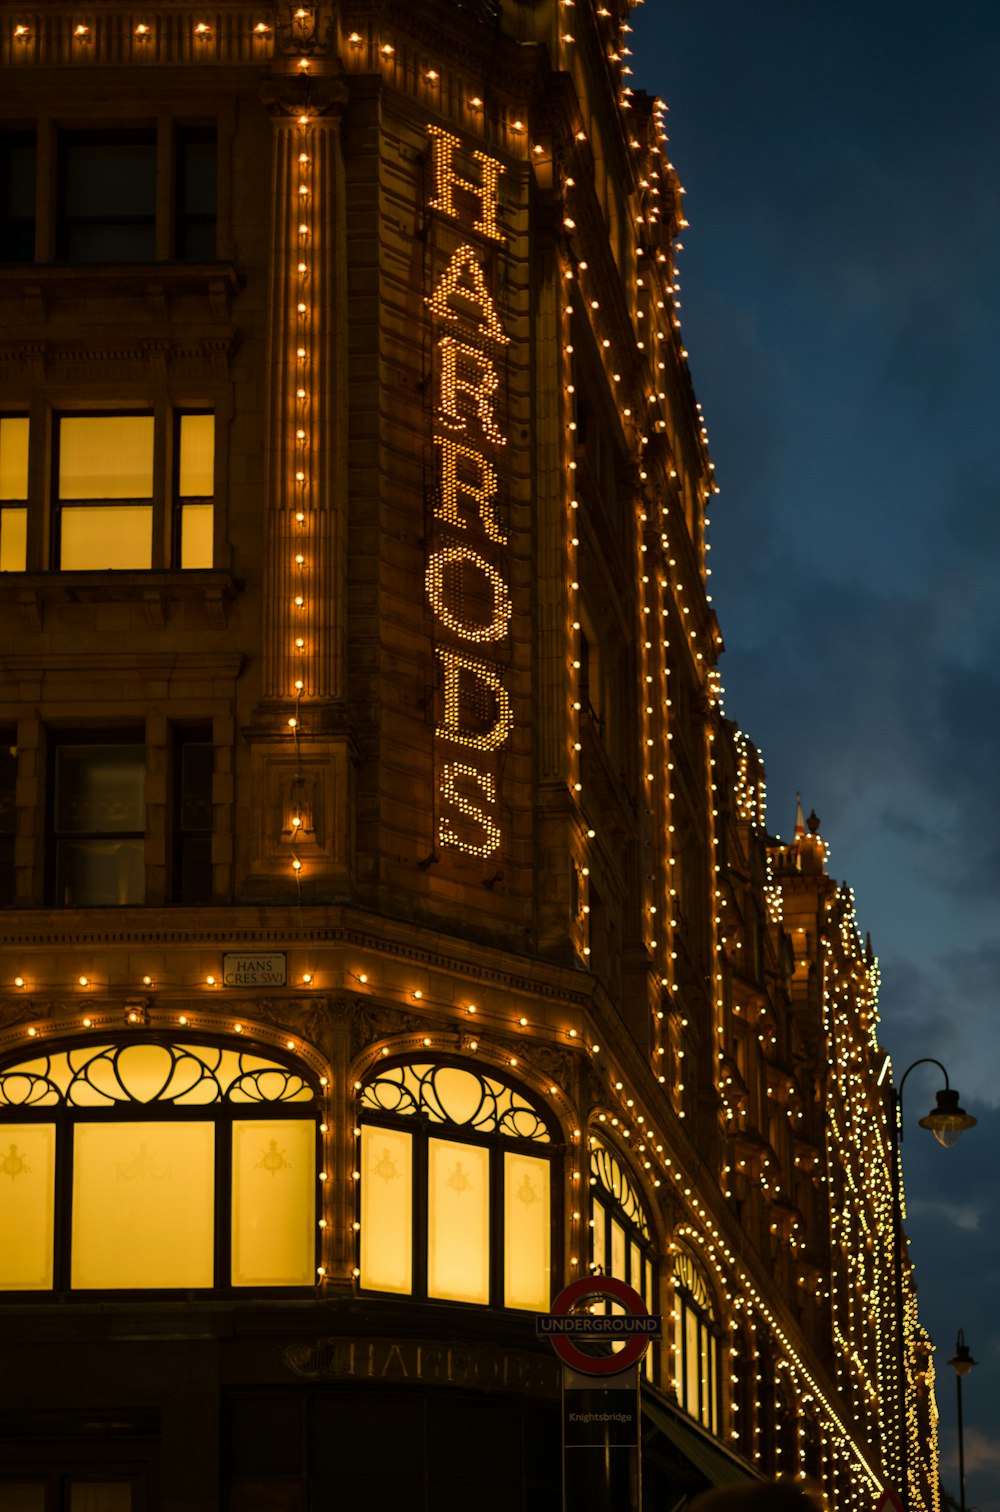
left=223, top=952, right=287, bottom=986
left=425, top=126, right=514, bottom=860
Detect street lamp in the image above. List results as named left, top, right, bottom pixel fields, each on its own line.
left=887, top=1058, right=976, bottom=1509
left=947, top=1330, right=976, bottom=1512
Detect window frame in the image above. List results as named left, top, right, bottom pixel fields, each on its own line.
left=47, top=730, right=147, bottom=909
left=356, top=1056, right=561, bottom=1312
left=171, top=722, right=214, bottom=905
left=0, top=412, right=30, bottom=572
left=0, top=1036, right=322, bottom=1301
left=587, top=1134, right=658, bottom=1379
left=674, top=1250, right=722, bottom=1434
left=56, top=127, right=158, bottom=265
left=0, top=128, right=36, bottom=264
left=8, top=405, right=221, bottom=576
left=52, top=411, right=157, bottom=572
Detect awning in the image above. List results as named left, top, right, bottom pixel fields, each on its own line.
left=641, top=1386, right=763, bottom=1499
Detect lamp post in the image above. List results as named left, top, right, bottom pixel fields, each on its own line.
left=948, top=1330, right=976, bottom=1512
left=887, top=1059, right=976, bottom=1509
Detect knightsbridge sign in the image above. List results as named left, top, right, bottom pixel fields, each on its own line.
left=425, top=126, right=513, bottom=861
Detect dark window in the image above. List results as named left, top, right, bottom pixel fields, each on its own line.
left=0, top=1477, right=138, bottom=1511
left=0, top=132, right=35, bottom=262
left=176, top=127, right=216, bottom=260
left=0, top=737, right=16, bottom=906
left=58, top=130, right=157, bottom=263
left=174, top=726, right=213, bottom=904
left=51, top=738, right=145, bottom=906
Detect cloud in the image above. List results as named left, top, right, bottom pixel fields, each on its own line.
left=907, top=1197, right=982, bottom=1232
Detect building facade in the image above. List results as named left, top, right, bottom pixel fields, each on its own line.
left=0, top=2, right=938, bottom=1509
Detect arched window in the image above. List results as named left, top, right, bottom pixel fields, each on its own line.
left=357, top=1060, right=557, bottom=1311
left=588, top=1136, right=657, bottom=1377
left=674, top=1251, right=721, bottom=1433
left=0, top=1039, right=320, bottom=1293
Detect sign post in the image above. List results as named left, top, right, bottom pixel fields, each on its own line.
left=538, top=1277, right=661, bottom=1512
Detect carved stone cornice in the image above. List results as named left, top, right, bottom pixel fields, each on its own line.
left=259, top=73, right=348, bottom=121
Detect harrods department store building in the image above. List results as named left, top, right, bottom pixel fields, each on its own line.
left=0, top=3, right=940, bottom=1509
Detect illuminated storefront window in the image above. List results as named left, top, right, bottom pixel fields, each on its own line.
left=588, top=1135, right=657, bottom=1379
left=357, top=1061, right=556, bottom=1311
left=0, top=1040, right=318, bottom=1293
left=674, top=1251, right=721, bottom=1433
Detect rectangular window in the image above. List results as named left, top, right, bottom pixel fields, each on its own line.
left=231, top=1119, right=315, bottom=1286
left=56, top=415, right=155, bottom=570
left=52, top=740, right=145, bottom=907
left=176, top=127, right=217, bottom=260
left=684, top=1307, right=699, bottom=1418
left=0, top=416, right=28, bottom=572
left=610, top=1217, right=626, bottom=1283
left=0, top=736, right=16, bottom=906
left=427, top=1137, right=489, bottom=1304
left=176, top=412, right=215, bottom=568
left=0, top=1483, right=134, bottom=1512
left=360, top=1125, right=413, bottom=1295
left=0, top=132, right=35, bottom=263
left=173, top=726, right=213, bottom=904
left=71, top=1119, right=215, bottom=1288
left=503, top=1150, right=550, bottom=1311
left=58, top=130, right=157, bottom=264
left=0, top=1124, right=55, bottom=1290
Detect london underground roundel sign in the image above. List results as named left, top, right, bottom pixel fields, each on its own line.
left=537, top=1276, right=661, bottom=1377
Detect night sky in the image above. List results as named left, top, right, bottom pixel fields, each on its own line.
left=630, top=3, right=1000, bottom=1507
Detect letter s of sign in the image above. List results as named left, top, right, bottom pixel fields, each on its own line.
left=438, top=763, right=502, bottom=858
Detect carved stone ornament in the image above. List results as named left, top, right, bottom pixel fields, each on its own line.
left=273, top=3, right=335, bottom=58
left=351, top=1003, right=427, bottom=1057
left=0, top=999, right=58, bottom=1032
left=228, top=996, right=341, bottom=1059
left=259, top=74, right=348, bottom=122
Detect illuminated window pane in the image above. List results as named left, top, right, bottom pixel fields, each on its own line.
left=591, top=1197, right=605, bottom=1272
left=0, top=417, right=28, bottom=498
left=704, top=1342, right=714, bottom=1433
left=427, top=1137, right=489, bottom=1304
left=60, top=506, right=153, bottom=570
left=69, top=1486, right=132, bottom=1512
left=0, top=507, right=26, bottom=571
left=180, top=504, right=213, bottom=568
left=503, top=1150, right=550, bottom=1311
left=630, top=1239, right=641, bottom=1290
left=71, top=1120, right=214, bottom=1288
left=0, top=1124, right=55, bottom=1290
left=610, top=1218, right=626, bottom=1283
left=684, top=1306, right=699, bottom=1417
left=644, top=1257, right=654, bottom=1381
left=179, top=414, right=214, bottom=497
left=232, top=1119, right=315, bottom=1286
left=59, top=416, right=154, bottom=499
left=360, top=1125, right=412, bottom=1295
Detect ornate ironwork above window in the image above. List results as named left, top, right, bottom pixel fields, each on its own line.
left=674, top=1251, right=715, bottom=1316
left=0, top=1042, right=315, bottom=1109
left=359, top=1062, right=551, bottom=1142
left=590, top=1136, right=650, bottom=1238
